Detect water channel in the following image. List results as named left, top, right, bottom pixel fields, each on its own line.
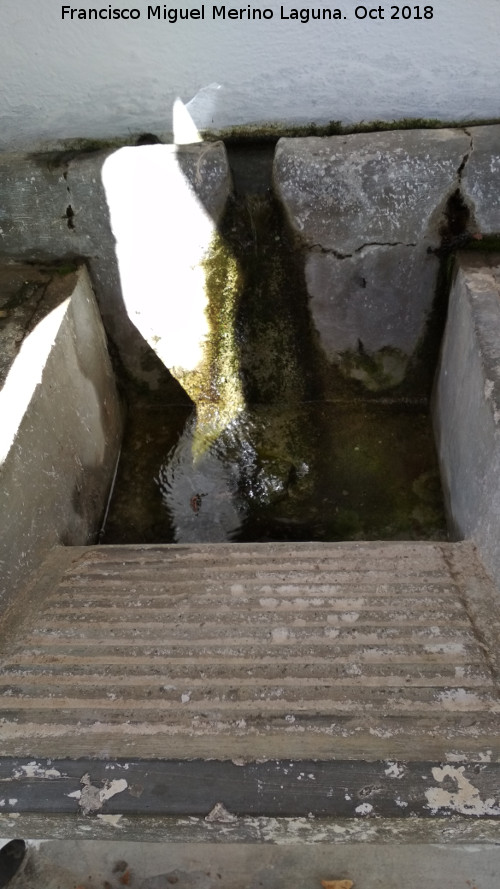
left=102, top=144, right=447, bottom=545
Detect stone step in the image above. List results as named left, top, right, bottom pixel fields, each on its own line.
left=1, top=539, right=500, bottom=838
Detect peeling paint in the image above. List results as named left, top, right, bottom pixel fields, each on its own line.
left=355, top=803, right=373, bottom=815
left=478, top=751, right=493, bottom=763
left=445, top=751, right=493, bottom=764
left=205, top=803, right=238, bottom=823
left=3, top=811, right=500, bottom=843
left=11, top=761, right=63, bottom=780
left=384, top=762, right=406, bottom=779
left=425, top=766, right=500, bottom=816
left=95, top=813, right=123, bottom=827
left=70, top=774, right=128, bottom=816
left=99, top=778, right=128, bottom=803
left=437, top=689, right=491, bottom=711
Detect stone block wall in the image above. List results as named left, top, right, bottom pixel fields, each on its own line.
left=1, top=127, right=499, bottom=396
left=274, top=127, right=499, bottom=392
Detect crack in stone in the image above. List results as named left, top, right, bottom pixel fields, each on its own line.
left=62, top=166, right=76, bottom=232
left=309, top=241, right=416, bottom=259
left=354, top=241, right=417, bottom=253
left=450, top=129, right=477, bottom=230
left=309, top=244, right=351, bottom=258
left=331, top=248, right=351, bottom=259
left=457, top=129, right=475, bottom=182
left=428, top=133, right=480, bottom=258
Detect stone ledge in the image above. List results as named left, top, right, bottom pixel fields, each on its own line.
left=433, top=253, right=500, bottom=590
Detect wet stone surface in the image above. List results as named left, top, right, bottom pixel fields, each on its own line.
left=102, top=400, right=446, bottom=545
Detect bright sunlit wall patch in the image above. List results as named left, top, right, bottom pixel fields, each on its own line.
left=101, top=103, right=244, bottom=444
left=101, top=143, right=212, bottom=377
left=0, top=299, right=70, bottom=466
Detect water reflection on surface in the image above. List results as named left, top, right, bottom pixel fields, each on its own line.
left=155, top=408, right=312, bottom=543
left=103, top=401, right=447, bottom=544
left=156, top=412, right=245, bottom=542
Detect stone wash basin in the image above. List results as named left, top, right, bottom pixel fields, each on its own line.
left=1, top=128, right=500, bottom=598
left=1, top=134, right=500, bottom=862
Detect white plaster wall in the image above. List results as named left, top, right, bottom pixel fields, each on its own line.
left=1, top=0, right=499, bottom=149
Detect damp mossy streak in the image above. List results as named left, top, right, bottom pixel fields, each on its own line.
left=174, top=229, right=246, bottom=457
left=176, top=143, right=326, bottom=464
left=102, top=401, right=446, bottom=544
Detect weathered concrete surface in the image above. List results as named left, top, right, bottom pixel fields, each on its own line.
left=1, top=540, right=500, bottom=842
left=462, top=126, right=500, bottom=232
left=1, top=540, right=499, bottom=763
left=2, top=839, right=500, bottom=888
left=273, top=128, right=499, bottom=391
left=0, top=142, right=232, bottom=388
left=433, top=253, right=500, bottom=591
left=0, top=264, right=122, bottom=614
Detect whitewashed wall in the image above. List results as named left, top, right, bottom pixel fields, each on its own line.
left=1, top=0, right=499, bottom=149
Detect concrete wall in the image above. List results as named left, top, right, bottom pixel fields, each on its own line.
left=3, top=840, right=500, bottom=889
left=433, top=254, right=500, bottom=590
left=0, top=265, right=122, bottom=612
left=1, top=0, right=499, bottom=150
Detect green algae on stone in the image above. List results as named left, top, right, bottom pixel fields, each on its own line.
left=176, top=231, right=246, bottom=459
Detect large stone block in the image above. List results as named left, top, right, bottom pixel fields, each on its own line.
left=462, top=126, right=500, bottom=232
left=274, top=129, right=470, bottom=253
left=0, top=154, right=73, bottom=257
left=305, top=243, right=439, bottom=365
left=273, top=129, right=475, bottom=390
left=0, top=264, right=122, bottom=611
